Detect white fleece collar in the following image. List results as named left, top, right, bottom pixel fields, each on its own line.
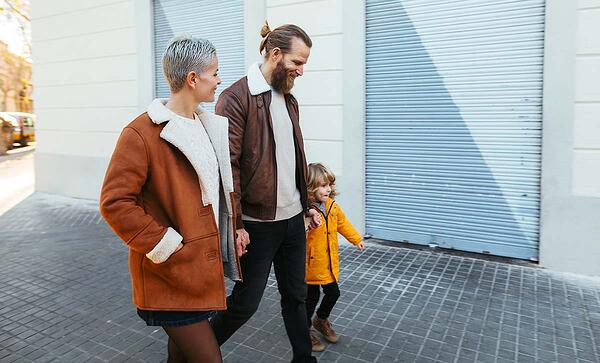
left=146, top=99, right=235, bottom=210
left=147, top=98, right=188, bottom=124
left=247, top=62, right=271, bottom=96
left=147, top=98, right=226, bottom=130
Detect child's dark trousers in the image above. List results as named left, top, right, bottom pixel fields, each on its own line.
left=306, top=281, right=340, bottom=326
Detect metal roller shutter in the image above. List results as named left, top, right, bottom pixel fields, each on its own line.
left=365, top=0, right=545, bottom=260
left=153, top=0, right=245, bottom=110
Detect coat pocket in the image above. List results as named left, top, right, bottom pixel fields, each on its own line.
left=178, top=208, right=217, bottom=242
left=307, top=246, right=314, bottom=266
left=142, top=232, right=224, bottom=307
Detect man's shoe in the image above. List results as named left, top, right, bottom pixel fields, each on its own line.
left=310, top=329, right=325, bottom=352
left=313, top=317, right=339, bottom=343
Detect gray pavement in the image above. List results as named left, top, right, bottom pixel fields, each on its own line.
left=0, top=148, right=34, bottom=215
left=1, top=193, right=599, bottom=362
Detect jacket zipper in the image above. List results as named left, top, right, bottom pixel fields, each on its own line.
left=316, top=201, right=337, bottom=279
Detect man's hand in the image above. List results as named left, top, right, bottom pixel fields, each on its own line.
left=306, top=209, right=322, bottom=230
left=236, top=228, right=250, bottom=257
left=357, top=241, right=365, bottom=252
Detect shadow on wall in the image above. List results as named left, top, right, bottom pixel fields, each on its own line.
left=365, top=0, right=544, bottom=260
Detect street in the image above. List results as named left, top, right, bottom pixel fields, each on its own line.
left=0, top=145, right=35, bottom=216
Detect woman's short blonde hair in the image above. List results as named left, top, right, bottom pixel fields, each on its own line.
left=162, top=35, right=216, bottom=93
left=307, top=163, right=337, bottom=204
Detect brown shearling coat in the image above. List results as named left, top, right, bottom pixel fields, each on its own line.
left=100, top=100, right=241, bottom=311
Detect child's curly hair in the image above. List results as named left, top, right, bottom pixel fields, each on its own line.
left=307, top=163, right=338, bottom=204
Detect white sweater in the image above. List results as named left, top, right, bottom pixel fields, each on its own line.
left=243, top=89, right=303, bottom=222
left=270, top=90, right=303, bottom=220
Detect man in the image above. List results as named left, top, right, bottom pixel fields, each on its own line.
left=210, top=22, right=319, bottom=362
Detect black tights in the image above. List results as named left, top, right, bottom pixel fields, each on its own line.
left=163, top=320, right=222, bottom=363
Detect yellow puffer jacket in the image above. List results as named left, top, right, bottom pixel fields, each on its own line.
left=306, top=198, right=362, bottom=285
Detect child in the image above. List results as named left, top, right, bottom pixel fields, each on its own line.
left=305, top=162, right=365, bottom=352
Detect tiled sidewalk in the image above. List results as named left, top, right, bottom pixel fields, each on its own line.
left=1, top=193, right=599, bottom=362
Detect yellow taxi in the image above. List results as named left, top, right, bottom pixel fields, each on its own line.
left=0, top=112, right=35, bottom=146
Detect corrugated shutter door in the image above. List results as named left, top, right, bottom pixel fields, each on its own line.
left=365, top=0, right=545, bottom=260
left=153, top=0, right=245, bottom=110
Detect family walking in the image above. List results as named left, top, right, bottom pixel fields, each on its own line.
left=100, top=21, right=365, bottom=363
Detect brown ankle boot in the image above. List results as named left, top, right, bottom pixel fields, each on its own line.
left=310, top=328, right=325, bottom=352
left=313, top=317, right=339, bottom=343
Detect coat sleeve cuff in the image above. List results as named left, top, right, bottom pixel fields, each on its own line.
left=145, top=227, right=183, bottom=264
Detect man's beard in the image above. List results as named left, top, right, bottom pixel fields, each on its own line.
left=270, top=61, right=295, bottom=94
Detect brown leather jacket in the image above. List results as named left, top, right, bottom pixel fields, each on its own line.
left=216, top=77, right=308, bottom=228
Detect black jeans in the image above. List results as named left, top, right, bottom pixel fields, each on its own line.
left=306, top=282, right=340, bottom=327
left=210, top=212, right=316, bottom=363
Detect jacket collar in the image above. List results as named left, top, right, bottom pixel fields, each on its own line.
left=146, top=98, right=234, bottom=208
left=247, top=62, right=271, bottom=96
left=147, top=98, right=227, bottom=137
left=147, top=98, right=224, bottom=125
left=325, top=198, right=335, bottom=215
left=314, top=198, right=335, bottom=217
left=247, top=61, right=299, bottom=99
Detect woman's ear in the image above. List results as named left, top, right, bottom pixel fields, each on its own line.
left=185, top=71, right=197, bottom=88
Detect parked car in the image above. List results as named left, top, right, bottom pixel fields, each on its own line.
left=0, top=113, right=16, bottom=153
left=0, top=112, right=35, bottom=146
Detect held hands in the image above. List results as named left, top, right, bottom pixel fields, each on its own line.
left=235, top=228, right=250, bottom=257
left=306, top=209, right=322, bottom=231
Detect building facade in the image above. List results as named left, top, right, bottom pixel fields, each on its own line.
left=32, top=0, right=600, bottom=276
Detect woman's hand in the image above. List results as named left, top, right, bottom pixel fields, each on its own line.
left=236, top=228, right=250, bottom=256
left=357, top=242, right=365, bottom=251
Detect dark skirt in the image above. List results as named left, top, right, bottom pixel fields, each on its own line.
left=137, top=309, right=216, bottom=328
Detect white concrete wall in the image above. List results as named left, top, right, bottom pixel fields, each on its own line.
left=573, top=1, right=600, bottom=197
left=265, top=0, right=366, bottom=233
left=32, top=0, right=140, bottom=199
left=539, top=0, right=600, bottom=276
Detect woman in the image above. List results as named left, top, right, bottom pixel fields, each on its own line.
left=100, top=36, right=243, bottom=362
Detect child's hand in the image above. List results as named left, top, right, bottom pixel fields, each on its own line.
left=357, top=241, right=365, bottom=251
left=307, top=209, right=322, bottom=230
